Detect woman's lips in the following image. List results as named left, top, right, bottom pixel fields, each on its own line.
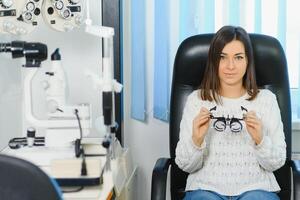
left=224, top=73, right=236, bottom=76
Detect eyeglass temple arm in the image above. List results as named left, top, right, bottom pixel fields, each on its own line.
left=241, top=106, right=248, bottom=112
left=209, top=106, right=218, bottom=119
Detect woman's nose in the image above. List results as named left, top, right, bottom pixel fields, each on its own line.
left=226, top=58, right=235, bottom=69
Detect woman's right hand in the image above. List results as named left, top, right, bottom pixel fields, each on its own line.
left=192, top=107, right=211, bottom=147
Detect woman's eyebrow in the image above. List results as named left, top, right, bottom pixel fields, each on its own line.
left=220, top=52, right=245, bottom=56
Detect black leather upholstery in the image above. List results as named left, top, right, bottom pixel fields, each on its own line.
left=0, top=154, right=61, bottom=200
left=151, top=34, right=299, bottom=200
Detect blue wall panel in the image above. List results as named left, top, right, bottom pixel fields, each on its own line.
left=154, top=0, right=170, bottom=122
left=277, top=0, right=286, bottom=50
left=131, top=0, right=146, bottom=121
left=254, top=0, right=262, bottom=33
left=228, top=0, right=240, bottom=26
left=179, top=0, right=200, bottom=42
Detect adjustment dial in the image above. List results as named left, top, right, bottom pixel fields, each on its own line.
left=22, top=11, right=33, bottom=23
left=60, top=8, right=71, bottom=19
left=26, top=1, right=35, bottom=12
left=54, top=0, right=64, bottom=10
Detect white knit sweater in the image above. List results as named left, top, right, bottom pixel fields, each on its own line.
left=175, top=89, right=286, bottom=196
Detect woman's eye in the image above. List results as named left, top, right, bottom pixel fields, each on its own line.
left=220, top=55, right=226, bottom=60
left=235, top=56, right=244, bottom=60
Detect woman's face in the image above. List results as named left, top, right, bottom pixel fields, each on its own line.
left=218, top=40, right=247, bottom=89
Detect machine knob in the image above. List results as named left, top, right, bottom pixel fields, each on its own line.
left=54, top=0, right=64, bottom=10
left=69, top=0, right=80, bottom=4
left=61, top=8, right=71, bottom=19
left=1, top=0, right=13, bottom=8
left=26, top=1, right=35, bottom=12
left=27, top=127, right=36, bottom=147
left=22, top=11, right=33, bottom=23
left=102, top=138, right=111, bottom=149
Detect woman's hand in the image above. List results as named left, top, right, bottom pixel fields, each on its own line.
left=244, top=111, right=263, bottom=145
left=192, top=107, right=211, bottom=147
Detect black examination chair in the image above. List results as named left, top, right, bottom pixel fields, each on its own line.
left=0, top=154, right=62, bottom=200
left=151, top=33, right=300, bottom=200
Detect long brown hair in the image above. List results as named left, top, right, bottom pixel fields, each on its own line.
left=200, top=26, right=258, bottom=103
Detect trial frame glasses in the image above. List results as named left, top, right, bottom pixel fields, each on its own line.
left=209, top=106, right=248, bottom=133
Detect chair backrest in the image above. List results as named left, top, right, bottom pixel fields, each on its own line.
left=0, top=154, right=62, bottom=200
left=169, top=34, right=292, bottom=200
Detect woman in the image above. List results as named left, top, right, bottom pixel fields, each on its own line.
left=175, top=26, right=286, bottom=200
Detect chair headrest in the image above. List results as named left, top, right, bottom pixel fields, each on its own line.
left=173, top=34, right=289, bottom=88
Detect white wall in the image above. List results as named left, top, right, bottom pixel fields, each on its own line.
left=123, top=0, right=170, bottom=199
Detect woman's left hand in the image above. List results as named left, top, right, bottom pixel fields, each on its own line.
left=244, top=111, right=262, bottom=145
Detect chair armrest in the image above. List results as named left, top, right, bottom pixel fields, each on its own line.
left=292, top=160, right=300, bottom=200
left=151, top=158, right=171, bottom=200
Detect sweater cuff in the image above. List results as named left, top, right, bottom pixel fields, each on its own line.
left=190, top=137, right=206, bottom=151
left=254, top=136, right=271, bottom=152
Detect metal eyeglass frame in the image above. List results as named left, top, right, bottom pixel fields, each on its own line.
left=209, top=106, right=248, bottom=133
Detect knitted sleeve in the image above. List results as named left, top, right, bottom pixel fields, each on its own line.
left=175, top=93, right=208, bottom=173
left=254, top=91, right=287, bottom=172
